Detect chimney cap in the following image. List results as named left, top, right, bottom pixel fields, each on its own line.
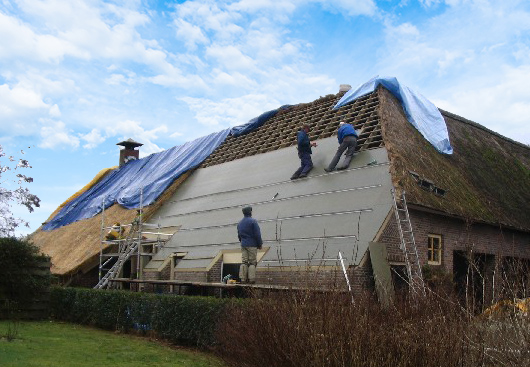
left=339, top=84, right=352, bottom=92
left=117, top=138, right=143, bottom=149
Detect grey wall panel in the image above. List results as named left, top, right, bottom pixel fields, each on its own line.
left=159, top=164, right=390, bottom=218
left=145, top=139, right=394, bottom=272
left=158, top=185, right=383, bottom=231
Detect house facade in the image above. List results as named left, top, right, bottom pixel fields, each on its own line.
left=32, top=84, right=530, bottom=302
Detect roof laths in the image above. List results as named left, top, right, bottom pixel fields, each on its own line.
left=201, top=91, right=383, bottom=167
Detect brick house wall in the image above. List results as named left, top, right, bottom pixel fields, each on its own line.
left=379, top=207, right=530, bottom=303
left=168, top=262, right=374, bottom=294
left=380, top=208, right=530, bottom=268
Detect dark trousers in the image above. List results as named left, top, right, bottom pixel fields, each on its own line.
left=292, top=152, right=313, bottom=178
left=327, top=135, right=357, bottom=170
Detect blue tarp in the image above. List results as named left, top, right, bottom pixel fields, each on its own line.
left=230, top=105, right=291, bottom=137
left=43, top=129, right=230, bottom=230
left=334, top=76, right=453, bottom=154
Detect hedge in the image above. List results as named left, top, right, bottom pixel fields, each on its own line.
left=0, top=237, right=51, bottom=319
left=49, top=286, right=235, bottom=347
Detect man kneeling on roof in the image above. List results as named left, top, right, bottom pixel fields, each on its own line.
left=237, top=206, right=263, bottom=284
left=325, top=121, right=358, bottom=172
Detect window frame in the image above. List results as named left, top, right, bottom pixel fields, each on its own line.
left=427, top=234, right=442, bottom=265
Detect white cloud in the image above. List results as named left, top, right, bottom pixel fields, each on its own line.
left=39, top=120, right=80, bottom=149
left=80, top=128, right=105, bottom=149
left=49, top=104, right=61, bottom=117
left=175, top=1, right=244, bottom=40
left=0, top=11, right=82, bottom=63
left=0, top=83, right=48, bottom=112
left=205, top=45, right=256, bottom=71
left=105, top=74, right=126, bottom=85
left=174, top=19, right=209, bottom=50
left=169, top=131, right=183, bottom=138
left=210, top=69, right=257, bottom=88
left=180, top=94, right=279, bottom=128
left=105, top=120, right=168, bottom=156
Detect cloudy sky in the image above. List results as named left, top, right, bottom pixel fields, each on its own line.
left=1, top=0, right=529, bottom=235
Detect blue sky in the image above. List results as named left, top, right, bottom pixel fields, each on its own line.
left=1, top=0, right=529, bottom=235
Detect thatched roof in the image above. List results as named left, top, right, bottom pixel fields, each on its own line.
left=379, top=87, right=530, bottom=231
left=31, top=171, right=191, bottom=275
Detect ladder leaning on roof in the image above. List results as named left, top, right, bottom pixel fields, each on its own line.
left=391, top=188, right=426, bottom=298
left=96, top=209, right=176, bottom=289
left=95, top=220, right=141, bottom=289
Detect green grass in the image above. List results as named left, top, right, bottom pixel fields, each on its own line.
left=0, top=321, right=224, bottom=367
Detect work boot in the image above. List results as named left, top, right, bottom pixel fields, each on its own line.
left=290, top=174, right=299, bottom=180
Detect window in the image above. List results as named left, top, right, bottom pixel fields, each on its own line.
left=428, top=234, right=442, bottom=265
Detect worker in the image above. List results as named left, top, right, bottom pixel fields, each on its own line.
left=291, top=124, right=317, bottom=180
left=237, top=206, right=263, bottom=284
left=105, top=222, right=124, bottom=240
left=324, top=121, right=358, bottom=172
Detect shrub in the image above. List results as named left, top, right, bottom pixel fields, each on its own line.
left=49, top=286, right=232, bottom=347
left=0, top=237, right=51, bottom=318
left=215, top=288, right=529, bottom=367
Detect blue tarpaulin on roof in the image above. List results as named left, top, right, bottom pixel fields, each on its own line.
left=334, top=76, right=453, bottom=154
left=43, top=129, right=230, bottom=230
left=230, top=105, right=291, bottom=137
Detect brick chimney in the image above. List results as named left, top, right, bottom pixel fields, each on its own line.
left=117, top=138, right=143, bottom=166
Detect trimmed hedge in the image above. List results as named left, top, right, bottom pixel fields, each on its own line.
left=49, top=286, right=233, bottom=346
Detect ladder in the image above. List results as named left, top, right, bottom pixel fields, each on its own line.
left=95, top=223, right=140, bottom=289
left=391, top=188, right=426, bottom=297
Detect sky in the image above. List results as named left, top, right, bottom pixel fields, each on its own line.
left=1, top=0, right=529, bottom=235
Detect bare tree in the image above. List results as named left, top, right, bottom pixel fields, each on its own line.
left=0, top=145, right=40, bottom=237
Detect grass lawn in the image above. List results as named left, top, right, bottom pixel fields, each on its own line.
left=0, top=321, right=224, bottom=367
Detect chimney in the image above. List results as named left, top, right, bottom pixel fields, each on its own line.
left=339, top=84, right=352, bottom=92
left=117, top=138, right=143, bottom=166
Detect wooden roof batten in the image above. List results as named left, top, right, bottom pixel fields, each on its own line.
left=201, top=91, right=383, bottom=168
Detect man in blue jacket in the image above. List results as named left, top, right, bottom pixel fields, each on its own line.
left=237, top=206, right=263, bottom=284
left=291, top=124, right=317, bottom=180
left=325, top=121, right=358, bottom=172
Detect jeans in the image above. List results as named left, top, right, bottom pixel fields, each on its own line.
left=327, top=135, right=357, bottom=170
left=292, top=152, right=313, bottom=178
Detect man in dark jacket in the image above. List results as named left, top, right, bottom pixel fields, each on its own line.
left=325, top=121, right=358, bottom=172
left=291, top=124, right=317, bottom=180
left=237, top=206, right=263, bottom=284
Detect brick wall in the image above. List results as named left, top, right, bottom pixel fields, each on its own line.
left=407, top=209, right=530, bottom=270
left=142, top=270, right=160, bottom=292
left=207, top=258, right=222, bottom=282
left=167, top=261, right=374, bottom=295
left=255, top=262, right=374, bottom=293
left=379, top=208, right=530, bottom=302
left=379, top=208, right=530, bottom=270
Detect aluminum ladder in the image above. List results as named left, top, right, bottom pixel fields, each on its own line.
left=391, top=188, right=426, bottom=297
left=95, top=225, right=140, bottom=289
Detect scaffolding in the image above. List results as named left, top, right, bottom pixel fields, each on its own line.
left=95, top=195, right=174, bottom=289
